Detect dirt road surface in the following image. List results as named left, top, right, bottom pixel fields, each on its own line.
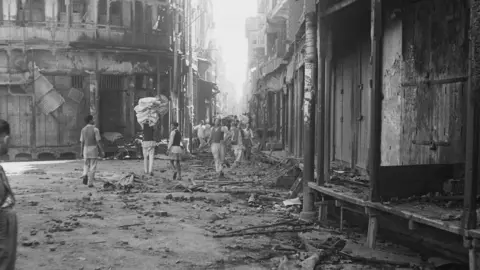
left=3, top=152, right=422, bottom=270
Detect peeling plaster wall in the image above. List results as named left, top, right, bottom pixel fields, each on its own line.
left=381, top=10, right=403, bottom=166
left=0, top=50, right=157, bottom=74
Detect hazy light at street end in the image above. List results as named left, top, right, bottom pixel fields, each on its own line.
left=212, top=0, right=257, bottom=102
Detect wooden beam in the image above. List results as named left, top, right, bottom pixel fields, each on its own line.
left=368, top=0, right=382, bottom=202
left=320, top=0, right=360, bottom=18
left=463, top=0, right=480, bottom=231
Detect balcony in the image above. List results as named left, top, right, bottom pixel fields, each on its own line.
left=269, top=0, right=289, bottom=23
left=0, top=21, right=172, bottom=53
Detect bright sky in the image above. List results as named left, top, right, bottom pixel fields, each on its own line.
left=212, top=0, right=257, bottom=101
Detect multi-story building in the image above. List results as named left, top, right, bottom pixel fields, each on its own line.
left=188, top=0, right=218, bottom=125
left=0, top=0, right=180, bottom=160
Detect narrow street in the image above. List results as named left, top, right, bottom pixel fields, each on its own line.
left=7, top=151, right=425, bottom=270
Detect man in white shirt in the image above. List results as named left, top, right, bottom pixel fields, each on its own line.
left=194, top=120, right=207, bottom=150
left=80, top=115, right=104, bottom=188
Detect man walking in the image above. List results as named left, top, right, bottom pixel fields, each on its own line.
left=209, top=118, right=229, bottom=178
left=193, top=120, right=206, bottom=150
left=142, top=123, right=156, bottom=176
left=80, top=115, right=104, bottom=188
left=0, top=119, right=18, bottom=270
left=231, top=121, right=245, bottom=169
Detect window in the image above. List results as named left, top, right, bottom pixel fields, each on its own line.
left=110, top=1, right=122, bottom=26
left=145, top=5, right=152, bottom=31
left=57, top=0, right=67, bottom=22
left=98, top=0, right=107, bottom=24
left=71, top=76, right=84, bottom=89
left=71, top=0, right=87, bottom=23
left=18, top=0, right=46, bottom=22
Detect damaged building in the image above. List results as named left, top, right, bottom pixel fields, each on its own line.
left=246, top=0, right=480, bottom=267
left=0, top=0, right=178, bottom=160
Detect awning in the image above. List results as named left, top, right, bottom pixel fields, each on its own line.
left=198, top=79, right=218, bottom=98
left=257, top=69, right=285, bottom=94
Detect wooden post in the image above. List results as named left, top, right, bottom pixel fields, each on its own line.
left=463, top=0, right=480, bottom=232
left=316, top=3, right=326, bottom=186
left=368, top=0, right=383, bottom=202
left=366, top=214, right=378, bottom=249
left=300, top=12, right=317, bottom=222
left=324, top=28, right=333, bottom=184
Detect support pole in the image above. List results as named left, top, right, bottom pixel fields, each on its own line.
left=316, top=6, right=326, bottom=186
left=324, top=28, right=333, bottom=184
left=300, top=12, right=317, bottom=222
left=368, top=0, right=383, bottom=202
left=463, top=0, right=480, bottom=230
left=172, top=0, right=179, bottom=124
left=187, top=0, right=193, bottom=152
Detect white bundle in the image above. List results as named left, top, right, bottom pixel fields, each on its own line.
left=135, top=96, right=169, bottom=126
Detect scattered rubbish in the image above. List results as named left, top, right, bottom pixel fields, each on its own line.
left=283, top=198, right=301, bottom=207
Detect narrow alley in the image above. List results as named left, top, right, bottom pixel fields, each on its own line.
left=0, top=0, right=479, bottom=269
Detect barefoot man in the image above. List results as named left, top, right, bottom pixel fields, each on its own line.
left=0, top=119, right=18, bottom=269
left=142, top=123, right=156, bottom=176
left=209, top=118, right=229, bottom=178
left=80, top=115, right=104, bottom=188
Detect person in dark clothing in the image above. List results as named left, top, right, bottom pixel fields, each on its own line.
left=142, top=124, right=156, bottom=176
left=167, top=122, right=185, bottom=180
left=0, top=119, right=17, bottom=270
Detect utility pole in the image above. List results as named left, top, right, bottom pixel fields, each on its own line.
left=188, top=1, right=194, bottom=152
left=300, top=12, right=317, bottom=222
left=172, top=0, right=179, bottom=124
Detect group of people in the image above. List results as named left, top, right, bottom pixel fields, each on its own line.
left=205, top=117, right=255, bottom=178
left=0, top=114, right=257, bottom=269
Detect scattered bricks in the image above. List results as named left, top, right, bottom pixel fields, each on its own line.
left=28, top=201, right=39, bottom=206
left=155, top=211, right=168, bottom=217
left=21, top=239, right=40, bottom=247
left=275, top=176, right=297, bottom=189
left=266, top=142, right=283, bottom=151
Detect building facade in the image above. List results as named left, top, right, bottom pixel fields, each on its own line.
left=0, top=0, right=180, bottom=160
left=186, top=0, right=218, bottom=126
left=245, top=0, right=480, bottom=267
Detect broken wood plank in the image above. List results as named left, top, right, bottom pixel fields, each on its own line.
left=212, top=227, right=315, bottom=238
left=339, top=251, right=412, bottom=268
left=118, top=223, right=144, bottom=229
left=226, top=219, right=298, bottom=234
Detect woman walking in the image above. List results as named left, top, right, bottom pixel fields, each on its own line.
left=167, top=122, right=185, bottom=180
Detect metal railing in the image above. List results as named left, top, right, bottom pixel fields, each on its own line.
left=0, top=20, right=172, bottom=51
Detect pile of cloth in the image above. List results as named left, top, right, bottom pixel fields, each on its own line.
left=134, top=96, right=169, bottom=127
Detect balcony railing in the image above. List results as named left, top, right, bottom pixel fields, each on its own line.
left=0, top=21, right=172, bottom=52
left=269, top=0, right=289, bottom=21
